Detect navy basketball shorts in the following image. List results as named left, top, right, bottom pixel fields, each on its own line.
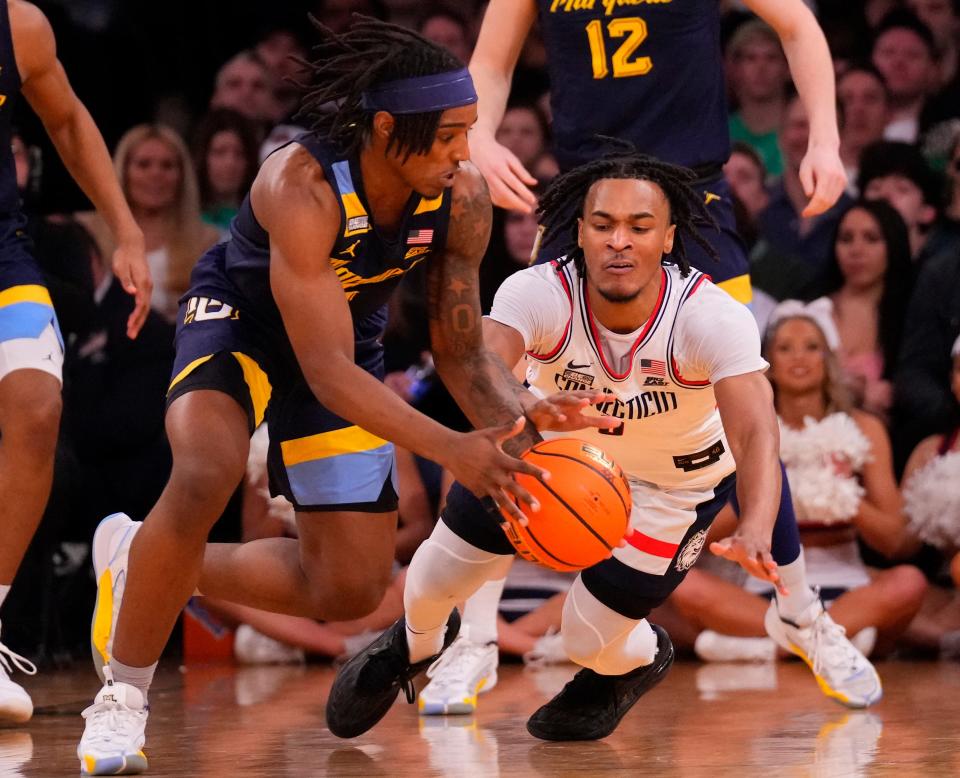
left=535, top=175, right=752, bottom=304
left=441, top=473, right=737, bottom=621
left=167, top=292, right=398, bottom=515
left=0, top=225, right=64, bottom=385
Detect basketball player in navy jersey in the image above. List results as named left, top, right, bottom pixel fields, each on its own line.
left=0, top=0, right=151, bottom=725
left=326, top=152, right=879, bottom=742
left=419, top=0, right=872, bottom=714
left=76, top=19, right=616, bottom=775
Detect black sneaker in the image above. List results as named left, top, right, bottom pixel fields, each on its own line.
left=326, top=611, right=460, bottom=738
left=526, top=624, right=674, bottom=741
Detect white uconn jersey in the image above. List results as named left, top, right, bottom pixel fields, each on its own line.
left=489, top=259, right=768, bottom=490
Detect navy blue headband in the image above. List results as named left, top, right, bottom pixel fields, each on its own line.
left=360, top=68, right=477, bottom=115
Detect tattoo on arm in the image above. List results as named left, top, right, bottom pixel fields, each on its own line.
left=429, top=172, right=541, bottom=454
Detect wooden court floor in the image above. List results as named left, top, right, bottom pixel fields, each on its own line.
left=4, top=659, right=958, bottom=776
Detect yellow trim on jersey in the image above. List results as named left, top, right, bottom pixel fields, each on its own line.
left=0, top=284, right=53, bottom=308
left=342, top=192, right=369, bottom=237
left=168, top=355, right=214, bottom=394
left=281, top=425, right=388, bottom=467
left=716, top=273, right=752, bottom=304
left=332, top=255, right=430, bottom=292
left=413, top=195, right=443, bottom=215
left=231, top=351, right=272, bottom=427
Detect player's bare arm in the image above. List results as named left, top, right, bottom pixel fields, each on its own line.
left=483, top=317, right=619, bottom=432
left=745, top=0, right=846, bottom=216
left=709, top=370, right=785, bottom=592
left=468, top=0, right=539, bottom=211
left=11, top=0, right=151, bottom=338
left=258, top=149, right=544, bottom=510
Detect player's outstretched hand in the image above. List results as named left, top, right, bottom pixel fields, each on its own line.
left=446, top=415, right=549, bottom=526
left=798, top=145, right=847, bottom=218
left=525, top=390, right=622, bottom=433
left=470, top=129, right=538, bottom=213
left=709, top=531, right=787, bottom=595
left=112, top=234, right=153, bottom=339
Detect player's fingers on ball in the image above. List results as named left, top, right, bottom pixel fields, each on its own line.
left=512, top=456, right=550, bottom=483
left=500, top=486, right=534, bottom=523
left=502, top=474, right=540, bottom=510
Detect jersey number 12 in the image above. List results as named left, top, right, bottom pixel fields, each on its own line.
left=585, top=17, right=652, bottom=79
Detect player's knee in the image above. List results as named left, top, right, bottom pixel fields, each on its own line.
left=167, top=455, right=245, bottom=517
left=306, top=565, right=391, bottom=621
left=314, top=578, right=388, bottom=621
left=2, top=389, right=61, bottom=453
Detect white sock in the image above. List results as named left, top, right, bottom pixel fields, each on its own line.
left=404, top=521, right=513, bottom=663
left=773, top=548, right=818, bottom=622
left=0, top=584, right=10, bottom=611
left=461, top=578, right=506, bottom=645
left=109, top=658, right=158, bottom=704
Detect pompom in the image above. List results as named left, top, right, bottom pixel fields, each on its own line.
left=780, top=413, right=871, bottom=525
left=903, top=451, right=960, bottom=551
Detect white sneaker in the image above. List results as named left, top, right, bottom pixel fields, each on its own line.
left=764, top=595, right=882, bottom=708
left=693, top=630, right=776, bottom=663
left=90, top=513, right=141, bottom=683
left=233, top=624, right=305, bottom=665
left=77, top=669, right=148, bottom=775
left=0, top=637, right=36, bottom=724
left=418, top=632, right=498, bottom=716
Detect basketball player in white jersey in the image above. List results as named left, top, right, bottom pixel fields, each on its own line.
left=325, top=152, right=879, bottom=741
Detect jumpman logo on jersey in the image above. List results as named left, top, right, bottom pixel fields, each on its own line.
left=340, top=239, right=361, bottom=258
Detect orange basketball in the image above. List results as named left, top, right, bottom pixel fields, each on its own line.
left=500, top=438, right=632, bottom=572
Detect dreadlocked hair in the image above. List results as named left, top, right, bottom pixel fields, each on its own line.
left=537, top=144, right=720, bottom=277
left=294, top=15, right=463, bottom=161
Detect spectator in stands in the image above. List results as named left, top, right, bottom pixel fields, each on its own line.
left=858, top=140, right=960, bottom=264
left=495, top=103, right=549, bottom=173
left=900, top=334, right=960, bottom=657
left=891, top=245, right=960, bottom=470
left=727, top=20, right=790, bottom=179
left=907, top=0, right=960, bottom=88
left=837, top=64, right=889, bottom=195
left=945, top=126, right=960, bottom=225
left=209, top=51, right=274, bottom=129
left=871, top=9, right=940, bottom=143
left=820, top=199, right=914, bottom=420
left=254, top=28, right=307, bottom=125
left=418, top=9, right=472, bottom=65
left=78, top=125, right=220, bottom=323
left=753, top=93, right=853, bottom=299
left=666, top=300, right=926, bottom=661
left=724, top=141, right=770, bottom=222
left=193, top=109, right=260, bottom=235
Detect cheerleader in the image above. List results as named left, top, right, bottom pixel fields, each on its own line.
left=900, top=334, right=960, bottom=656
left=667, top=298, right=927, bottom=660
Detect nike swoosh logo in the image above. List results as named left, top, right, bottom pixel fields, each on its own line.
left=566, top=360, right=591, bottom=370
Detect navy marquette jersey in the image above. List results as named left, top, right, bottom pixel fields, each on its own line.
left=0, top=0, right=55, bottom=339
left=537, top=0, right=729, bottom=173
left=171, top=133, right=453, bottom=512
left=189, top=132, right=452, bottom=366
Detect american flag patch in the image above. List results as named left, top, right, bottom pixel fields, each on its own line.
left=406, top=229, right=434, bottom=245
left=640, top=359, right=666, bottom=376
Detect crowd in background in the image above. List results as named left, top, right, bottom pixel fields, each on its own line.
left=9, top=0, right=960, bottom=668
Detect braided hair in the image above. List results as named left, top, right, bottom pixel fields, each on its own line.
left=294, top=15, right=464, bottom=160
left=537, top=145, right=719, bottom=277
